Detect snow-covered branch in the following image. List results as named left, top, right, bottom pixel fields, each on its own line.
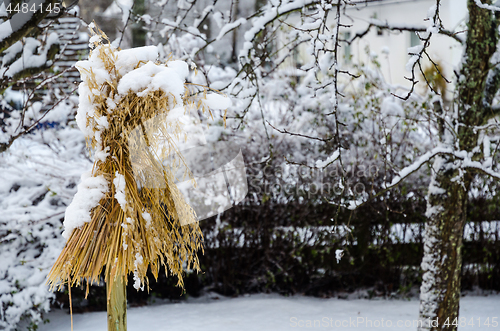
left=350, top=19, right=464, bottom=45
left=473, top=0, right=500, bottom=11
left=0, top=34, right=60, bottom=85
left=385, top=146, right=454, bottom=189
left=0, top=0, right=61, bottom=53
left=239, top=0, right=321, bottom=61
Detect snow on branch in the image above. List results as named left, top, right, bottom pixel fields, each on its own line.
left=473, top=0, right=500, bottom=11
left=193, top=5, right=215, bottom=29
left=462, top=158, right=500, bottom=180
left=315, top=149, right=340, bottom=168
left=350, top=19, right=464, bottom=45
left=386, top=145, right=500, bottom=192
left=385, top=146, right=454, bottom=189
left=389, top=1, right=448, bottom=100
left=0, top=0, right=60, bottom=53
left=239, top=0, right=320, bottom=61
left=346, top=146, right=454, bottom=210
left=0, top=33, right=59, bottom=82
left=347, top=141, right=500, bottom=211
left=216, top=18, right=247, bottom=41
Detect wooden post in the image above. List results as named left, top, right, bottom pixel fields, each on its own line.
left=107, top=275, right=127, bottom=331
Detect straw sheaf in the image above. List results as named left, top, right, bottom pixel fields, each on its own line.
left=47, top=27, right=206, bottom=296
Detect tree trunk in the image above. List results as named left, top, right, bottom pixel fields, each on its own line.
left=107, top=274, right=127, bottom=331
left=418, top=1, right=499, bottom=330
left=418, top=156, right=469, bottom=331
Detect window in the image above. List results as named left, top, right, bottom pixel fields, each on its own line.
left=344, top=31, right=351, bottom=62
left=410, top=31, right=421, bottom=47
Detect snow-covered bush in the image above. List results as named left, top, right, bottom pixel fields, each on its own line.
left=0, top=97, right=90, bottom=331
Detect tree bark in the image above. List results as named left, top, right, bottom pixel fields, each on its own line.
left=418, top=157, right=469, bottom=331
left=418, top=1, right=499, bottom=330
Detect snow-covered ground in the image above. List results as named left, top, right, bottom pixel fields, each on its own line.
left=39, top=293, right=500, bottom=330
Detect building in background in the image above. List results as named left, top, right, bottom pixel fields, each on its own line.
left=284, top=0, right=467, bottom=98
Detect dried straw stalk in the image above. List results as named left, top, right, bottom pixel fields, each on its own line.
left=47, top=26, right=204, bottom=298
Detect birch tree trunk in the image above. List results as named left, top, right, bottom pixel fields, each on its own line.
left=418, top=1, right=499, bottom=330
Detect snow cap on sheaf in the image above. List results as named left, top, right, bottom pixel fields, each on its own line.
left=113, top=172, right=127, bottom=212
left=74, top=43, right=160, bottom=138
left=117, top=60, right=189, bottom=103
left=74, top=44, right=111, bottom=137
left=115, top=46, right=159, bottom=77
left=62, top=171, right=109, bottom=239
left=75, top=83, right=94, bottom=137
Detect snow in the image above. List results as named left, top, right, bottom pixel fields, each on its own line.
left=0, top=2, right=7, bottom=17
left=38, top=293, right=500, bottom=331
left=103, top=0, right=133, bottom=25
left=117, top=60, right=188, bottom=101
left=133, top=253, right=144, bottom=290
left=216, top=18, right=247, bottom=41
left=88, top=35, right=100, bottom=44
left=405, top=45, right=423, bottom=72
left=474, top=0, right=500, bottom=11
left=113, top=172, right=127, bottom=212
left=114, top=46, right=159, bottom=77
left=142, top=212, right=152, bottom=228
left=335, top=249, right=344, bottom=263
left=75, top=50, right=112, bottom=137
left=202, top=93, right=232, bottom=110
left=239, top=0, right=318, bottom=59
left=1, top=41, right=22, bottom=67
left=424, top=204, right=444, bottom=219
left=0, top=33, right=60, bottom=78
left=0, top=98, right=90, bottom=330
left=62, top=171, right=109, bottom=239
left=0, top=20, right=13, bottom=42
left=141, top=14, right=152, bottom=24
left=315, top=150, right=340, bottom=168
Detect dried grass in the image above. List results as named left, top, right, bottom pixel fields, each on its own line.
left=47, top=26, right=206, bottom=297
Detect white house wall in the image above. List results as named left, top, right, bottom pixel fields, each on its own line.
left=284, top=0, right=467, bottom=97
